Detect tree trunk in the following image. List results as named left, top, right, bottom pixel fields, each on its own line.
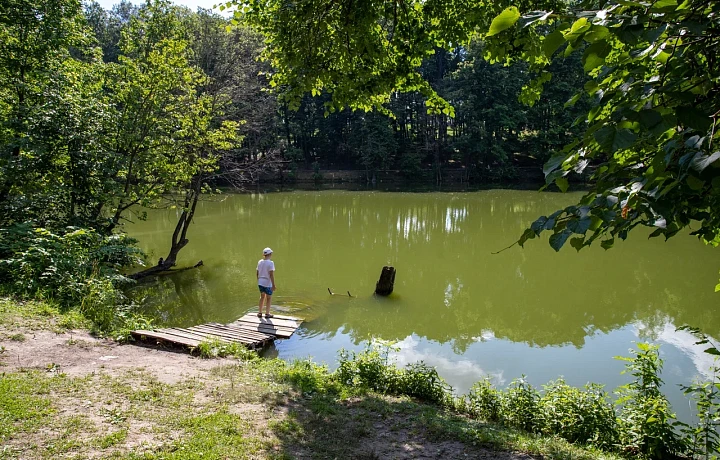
left=129, top=174, right=203, bottom=281
left=375, top=266, right=396, bottom=296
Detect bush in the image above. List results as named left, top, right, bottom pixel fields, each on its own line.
left=467, top=378, right=502, bottom=422
left=281, top=360, right=338, bottom=394
left=0, top=223, right=141, bottom=307
left=502, top=376, right=541, bottom=433
left=614, top=343, right=685, bottom=458
left=0, top=223, right=148, bottom=336
left=335, top=343, right=450, bottom=404
left=539, top=379, right=618, bottom=450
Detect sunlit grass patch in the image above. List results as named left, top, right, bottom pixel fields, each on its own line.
left=131, top=411, right=265, bottom=459
left=0, top=297, right=89, bottom=332
left=0, top=371, right=56, bottom=441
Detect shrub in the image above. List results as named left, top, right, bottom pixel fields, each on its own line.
left=196, top=338, right=258, bottom=360
left=539, top=379, right=618, bottom=450
left=614, top=343, right=685, bottom=458
left=280, top=360, right=337, bottom=394
left=467, top=378, right=502, bottom=422
left=335, top=342, right=450, bottom=404
left=502, top=376, right=541, bottom=433
left=398, top=362, right=451, bottom=405
left=0, top=223, right=141, bottom=308
left=0, top=223, right=149, bottom=336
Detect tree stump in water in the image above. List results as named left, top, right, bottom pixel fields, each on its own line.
left=375, top=266, right=396, bottom=296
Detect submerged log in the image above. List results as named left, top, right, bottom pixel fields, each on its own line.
left=374, top=266, right=396, bottom=296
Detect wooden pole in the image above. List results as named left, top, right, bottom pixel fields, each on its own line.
left=374, top=266, right=396, bottom=296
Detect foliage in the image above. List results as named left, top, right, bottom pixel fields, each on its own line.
left=467, top=378, right=503, bottom=422
left=539, top=379, right=618, bottom=450
left=486, top=0, right=720, bottom=252
left=196, top=337, right=259, bottom=360
left=614, top=343, right=684, bottom=458
left=336, top=342, right=451, bottom=405
left=679, top=370, right=720, bottom=460
left=674, top=326, right=720, bottom=459
left=279, top=360, right=340, bottom=395
left=0, top=224, right=140, bottom=306
left=502, top=376, right=541, bottom=433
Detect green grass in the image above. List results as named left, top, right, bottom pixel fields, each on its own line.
left=0, top=371, right=56, bottom=442
left=0, top=298, right=89, bottom=332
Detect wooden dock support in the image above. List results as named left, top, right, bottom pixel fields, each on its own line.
left=375, top=266, right=396, bottom=296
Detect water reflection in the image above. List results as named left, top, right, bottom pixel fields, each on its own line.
left=127, top=190, right=719, bottom=421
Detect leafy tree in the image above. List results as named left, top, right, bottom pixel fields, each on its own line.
left=183, top=9, right=279, bottom=164
left=484, top=1, right=720, bottom=254
left=347, top=113, right=397, bottom=178
left=0, top=0, right=91, bottom=224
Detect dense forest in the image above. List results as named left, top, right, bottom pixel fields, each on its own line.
left=84, top=0, right=590, bottom=183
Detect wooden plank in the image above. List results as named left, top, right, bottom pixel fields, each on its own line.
left=223, top=322, right=297, bottom=339
left=188, top=325, right=267, bottom=344
left=236, top=325, right=296, bottom=339
left=170, top=327, right=248, bottom=344
left=210, top=322, right=295, bottom=337
left=213, top=322, right=276, bottom=336
left=222, top=322, right=296, bottom=335
left=131, top=330, right=201, bottom=347
left=229, top=321, right=298, bottom=335
left=262, top=313, right=302, bottom=321
left=205, top=323, right=275, bottom=340
left=235, top=315, right=301, bottom=329
left=237, top=313, right=301, bottom=322
left=160, top=327, right=218, bottom=341
left=162, top=327, right=233, bottom=344
left=231, top=314, right=302, bottom=328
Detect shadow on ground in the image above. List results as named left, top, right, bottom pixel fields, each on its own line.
left=267, top=391, right=535, bottom=460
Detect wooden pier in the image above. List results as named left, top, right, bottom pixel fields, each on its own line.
left=131, top=313, right=303, bottom=349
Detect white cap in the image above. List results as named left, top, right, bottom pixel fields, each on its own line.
left=263, top=247, right=273, bottom=255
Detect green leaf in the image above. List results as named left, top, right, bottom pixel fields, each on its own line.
left=637, top=109, right=662, bottom=129
left=556, top=177, right=569, bottom=192
left=594, top=125, right=637, bottom=153
left=568, top=217, right=592, bottom=234
left=549, top=229, right=572, bottom=251
left=543, top=30, right=566, bottom=58
left=487, top=7, right=521, bottom=37
left=570, top=236, right=585, bottom=251
left=703, top=347, right=720, bottom=356
left=677, top=106, right=712, bottom=131
left=582, top=40, right=611, bottom=71
left=518, top=228, right=536, bottom=247
left=531, top=216, right=548, bottom=234
left=600, top=238, right=615, bottom=250
left=686, top=175, right=705, bottom=191
left=543, top=152, right=567, bottom=176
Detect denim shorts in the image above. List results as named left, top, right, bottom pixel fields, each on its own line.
left=258, top=285, right=273, bottom=295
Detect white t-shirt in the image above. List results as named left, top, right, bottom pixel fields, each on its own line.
left=257, top=259, right=275, bottom=287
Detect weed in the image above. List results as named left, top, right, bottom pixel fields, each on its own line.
left=196, top=337, right=258, bottom=360
left=9, top=333, right=25, bottom=342
left=95, top=429, right=128, bottom=448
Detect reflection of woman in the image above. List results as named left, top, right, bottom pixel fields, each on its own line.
left=257, top=247, right=276, bottom=318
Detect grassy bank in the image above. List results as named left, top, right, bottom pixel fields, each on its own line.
left=0, top=298, right=628, bottom=460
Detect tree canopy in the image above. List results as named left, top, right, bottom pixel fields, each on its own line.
left=231, top=0, right=720, bottom=254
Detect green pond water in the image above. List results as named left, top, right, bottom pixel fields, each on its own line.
left=128, top=189, right=719, bottom=421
